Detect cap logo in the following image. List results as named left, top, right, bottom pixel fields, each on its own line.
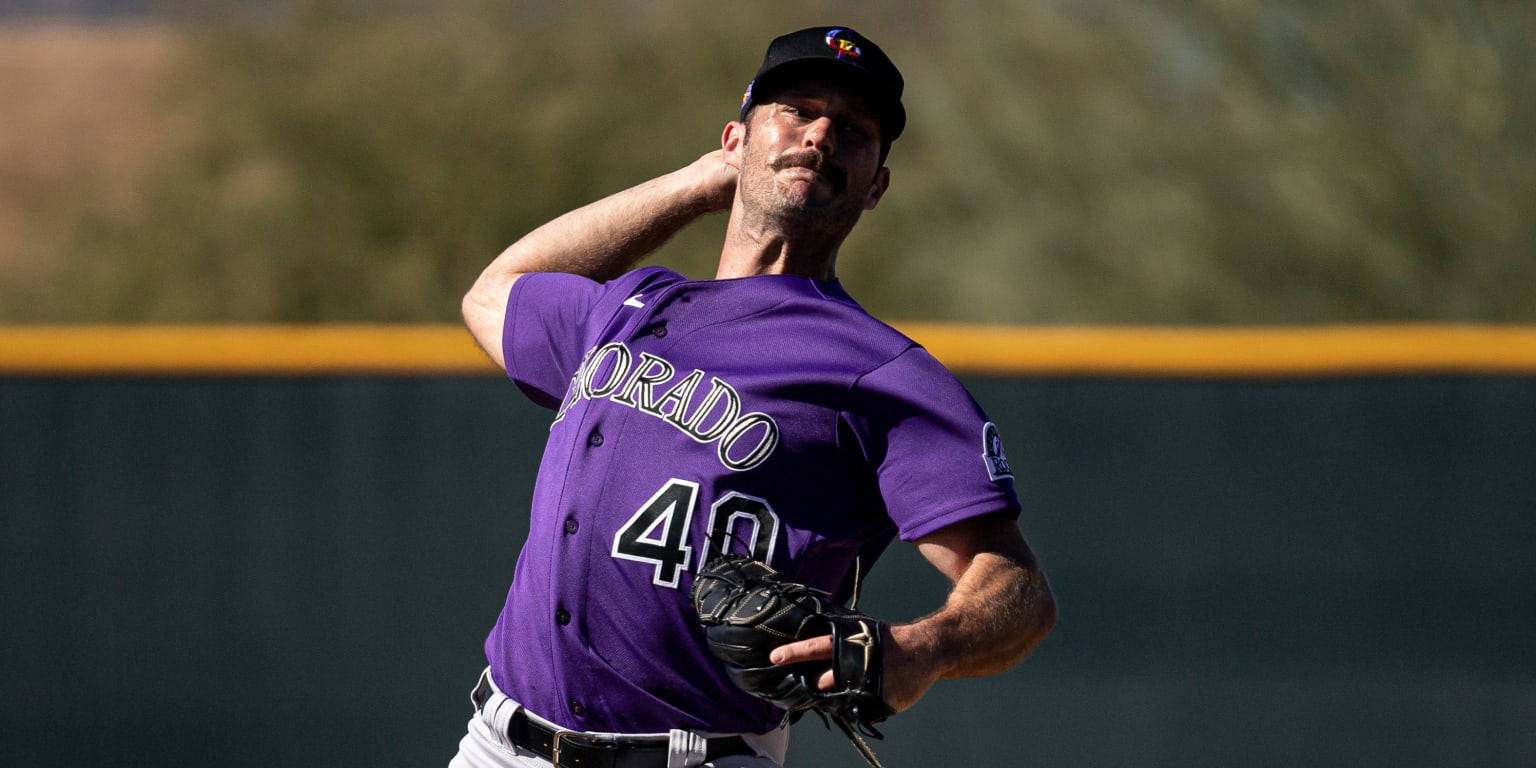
left=824, top=29, right=862, bottom=60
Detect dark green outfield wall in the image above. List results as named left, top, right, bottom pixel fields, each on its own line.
left=2, top=375, right=1533, bottom=768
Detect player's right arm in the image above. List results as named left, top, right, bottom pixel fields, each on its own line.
left=462, top=150, right=737, bottom=368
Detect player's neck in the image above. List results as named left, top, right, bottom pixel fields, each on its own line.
left=716, top=211, right=845, bottom=281
left=715, top=242, right=839, bottom=282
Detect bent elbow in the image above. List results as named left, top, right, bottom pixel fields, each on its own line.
left=461, top=273, right=516, bottom=369
left=1010, top=571, right=1058, bottom=665
left=460, top=285, right=487, bottom=330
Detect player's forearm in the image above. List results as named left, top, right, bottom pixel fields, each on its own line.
left=765, top=515, right=1058, bottom=714
left=895, top=551, right=1056, bottom=683
left=462, top=152, right=735, bottom=366
left=474, top=151, right=735, bottom=289
left=492, top=170, right=721, bottom=281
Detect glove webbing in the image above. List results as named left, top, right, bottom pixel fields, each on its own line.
left=694, top=555, right=891, bottom=768
left=749, top=578, right=891, bottom=768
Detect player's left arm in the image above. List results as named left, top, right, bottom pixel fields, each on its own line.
left=770, top=511, right=1056, bottom=713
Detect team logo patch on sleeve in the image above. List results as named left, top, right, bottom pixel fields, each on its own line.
left=982, top=422, right=1014, bottom=481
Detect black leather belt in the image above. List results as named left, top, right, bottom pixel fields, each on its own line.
left=506, top=710, right=753, bottom=768
left=473, top=674, right=754, bottom=768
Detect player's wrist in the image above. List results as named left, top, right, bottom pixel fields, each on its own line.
left=889, top=620, right=954, bottom=678
left=679, top=150, right=737, bottom=214
left=882, top=623, right=946, bottom=712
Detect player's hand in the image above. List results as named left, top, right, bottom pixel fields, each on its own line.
left=769, top=623, right=941, bottom=714
left=687, top=149, right=737, bottom=212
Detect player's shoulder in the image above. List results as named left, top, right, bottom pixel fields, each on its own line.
left=598, top=265, right=687, bottom=301
left=804, top=281, right=923, bottom=366
left=553, top=266, right=687, bottom=321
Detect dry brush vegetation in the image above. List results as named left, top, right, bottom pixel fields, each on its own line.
left=2, top=0, right=1532, bottom=324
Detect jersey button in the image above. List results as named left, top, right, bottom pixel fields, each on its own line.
left=564, top=518, right=579, bottom=534
left=568, top=701, right=585, bottom=717
left=652, top=325, right=668, bottom=338
left=587, top=431, right=603, bottom=447
left=555, top=608, right=571, bottom=626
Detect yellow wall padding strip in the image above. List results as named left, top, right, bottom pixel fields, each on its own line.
left=898, top=324, right=1536, bottom=377
left=0, top=325, right=496, bottom=376
left=2, top=324, right=1536, bottom=377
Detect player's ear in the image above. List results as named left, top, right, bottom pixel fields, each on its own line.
left=862, top=166, right=891, bottom=211
left=722, top=121, right=746, bottom=168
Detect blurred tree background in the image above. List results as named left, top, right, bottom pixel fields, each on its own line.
left=1, top=0, right=1532, bottom=324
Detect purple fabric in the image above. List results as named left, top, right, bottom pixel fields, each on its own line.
left=486, top=266, right=1020, bottom=734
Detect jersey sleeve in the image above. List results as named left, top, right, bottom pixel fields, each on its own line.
left=502, top=267, right=685, bottom=410
left=845, top=346, right=1022, bottom=542
left=502, top=272, right=604, bottom=409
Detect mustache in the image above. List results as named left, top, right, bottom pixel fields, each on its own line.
left=771, top=151, right=847, bottom=190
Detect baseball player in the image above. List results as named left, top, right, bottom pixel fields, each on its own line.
left=453, top=26, right=1056, bottom=768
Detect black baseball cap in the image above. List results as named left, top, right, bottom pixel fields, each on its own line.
left=739, top=26, right=906, bottom=144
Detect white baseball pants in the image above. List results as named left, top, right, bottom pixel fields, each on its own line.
left=447, top=669, right=787, bottom=768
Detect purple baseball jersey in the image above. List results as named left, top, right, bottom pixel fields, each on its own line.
left=486, top=266, right=1019, bottom=736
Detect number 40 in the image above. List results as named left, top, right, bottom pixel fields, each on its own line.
left=610, top=479, right=781, bottom=588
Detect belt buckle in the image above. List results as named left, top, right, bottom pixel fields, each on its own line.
left=550, top=729, right=571, bottom=767
left=551, top=728, right=621, bottom=767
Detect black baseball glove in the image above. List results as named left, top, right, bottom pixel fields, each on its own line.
left=691, top=554, right=895, bottom=768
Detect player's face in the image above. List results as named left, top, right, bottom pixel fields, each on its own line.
left=728, top=77, right=890, bottom=228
